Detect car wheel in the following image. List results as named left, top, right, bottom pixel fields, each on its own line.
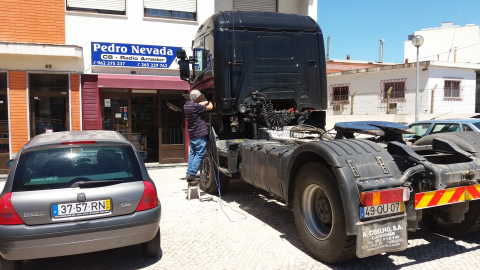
left=200, top=146, right=229, bottom=194
left=293, top=162, right=356, bottom=263
left=0, top=257, right=22, bottom=270
left=141, top=229, right=161, bottom=257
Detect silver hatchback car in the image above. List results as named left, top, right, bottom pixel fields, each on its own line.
left=0, top=131, right=161, bottom=270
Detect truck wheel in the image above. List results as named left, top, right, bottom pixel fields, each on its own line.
left=293, top=162, right=356, bottom=263
left=422, top=200, right=480, bottom=237
left=200, top=148, right=229, bottom=194
left=0, top=257, right=22, bottom=270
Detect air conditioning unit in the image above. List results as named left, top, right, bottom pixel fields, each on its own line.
left=389, top=103, right=398, bottom=109
left=333, top=104, right=343, bottom=111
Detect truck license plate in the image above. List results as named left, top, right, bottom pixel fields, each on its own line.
left=356, top=215, right=408, bottom=258
left=52, top=199, right=111, bottom=219
left=360, top=202, right=404, bottom=219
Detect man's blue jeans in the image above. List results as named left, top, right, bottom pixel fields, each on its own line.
left=187, top=136, right=207, bottom=176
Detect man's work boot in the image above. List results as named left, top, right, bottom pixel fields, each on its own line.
left=186, top=173, right=196, bottom=182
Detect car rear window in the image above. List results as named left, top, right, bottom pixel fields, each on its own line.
left=12, top=144, right=143, bottom=192
left=472, top=122, right=480, bottom=130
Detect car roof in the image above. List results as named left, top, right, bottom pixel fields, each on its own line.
left=410, top=119, right=480, bottom=125
left=25, top=131, right=129, bottom=150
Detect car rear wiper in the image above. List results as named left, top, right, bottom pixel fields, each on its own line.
left=71, top=180, right=124, bottom=188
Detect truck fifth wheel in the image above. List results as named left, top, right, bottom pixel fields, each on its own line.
left=176, top=11, right=480, bottom=263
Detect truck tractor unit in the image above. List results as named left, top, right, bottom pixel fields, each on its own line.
left=176, top=11, right=480, bottom=263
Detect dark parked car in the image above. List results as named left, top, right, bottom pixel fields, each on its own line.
left=1, top=131, right=161, bottom=270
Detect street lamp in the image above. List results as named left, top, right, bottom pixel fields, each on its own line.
left=412, top=35, right=424, bottom=122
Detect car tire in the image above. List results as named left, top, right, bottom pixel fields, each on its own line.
left=422, top=200, right=480, bottom=237
left=141, top=229, right=161, bottom=257
left=200, top=147, right=229, bottom=195
left=292, top=162, right=356, bottom=264
left=0, top=257, right=22, bottom=270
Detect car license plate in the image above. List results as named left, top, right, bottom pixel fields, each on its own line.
left=360, top=202, right=404, bottom=219
left=52, top=199, right=111, bottom=219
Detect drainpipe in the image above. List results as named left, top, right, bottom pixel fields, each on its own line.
left=350, top=91, right=356, bottom=115
left=454, top=47, right=457, bottom=62
left=430, top=84, right=438, bottom=114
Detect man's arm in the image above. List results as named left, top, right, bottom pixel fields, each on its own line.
left=205, top=101, right=214, bottom=111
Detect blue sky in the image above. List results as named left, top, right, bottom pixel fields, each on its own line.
left=317, top=0, right=480, bottom=63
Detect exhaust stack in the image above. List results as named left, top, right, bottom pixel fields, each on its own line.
left=379, top=39, right=384, bottom=63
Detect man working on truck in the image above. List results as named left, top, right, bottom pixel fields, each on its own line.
left=185, top=90, right=214, bottom=182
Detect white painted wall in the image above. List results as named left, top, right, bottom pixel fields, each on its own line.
left=404, top=22, right=480, bottom=64
left=326, top=62, right=478, bottom=118
left=66, top=0, right=315, bottom=76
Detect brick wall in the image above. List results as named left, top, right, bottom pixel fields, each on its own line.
left=8, top=71, right=28, bottom=154
left=70, top=74, right=81, bottom=131
left=0, top=0, right=65, bottom=44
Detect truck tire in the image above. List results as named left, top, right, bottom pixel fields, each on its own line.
left=422, top=200, right=480, bottom=237
left=200, top=148, right=229, bottom=194
left=293, top=162, right=356, bottom=263
left=415, top=132, right=480, bottom=235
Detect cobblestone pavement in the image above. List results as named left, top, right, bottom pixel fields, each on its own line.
left=22, top=167, right=480, bottom=270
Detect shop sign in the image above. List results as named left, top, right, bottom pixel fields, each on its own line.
left=91, top=42, right=182, bottom=69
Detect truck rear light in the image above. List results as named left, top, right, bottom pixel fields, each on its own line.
left=361, top=187, right=410, bottom=206
left=61, top=141, right=96, bottom=145
left=136, top=181, right=159, bottom=212
left=0, top=193, right=24, bottom=225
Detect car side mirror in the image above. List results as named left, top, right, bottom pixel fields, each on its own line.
left=6, top=159, right=13, bottom=167
left=179, top=59, right=190, bottom=82
left=139, top=151, right=147, bottom=159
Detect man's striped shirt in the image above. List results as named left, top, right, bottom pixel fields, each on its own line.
left=184, top=101, right=208, bottom=138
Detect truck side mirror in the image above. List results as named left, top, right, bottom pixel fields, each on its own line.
left=179, top=59, right=190, bottom=82
left=6, top=159, right=13, bottom=167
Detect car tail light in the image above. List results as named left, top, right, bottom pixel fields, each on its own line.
left=0, top=193, right=24, bottom=225
left=136, top=181, right=159, bottom=212
left=360, top=187, right=410, bottom=206
left=61, top=141, right=96, bottom=145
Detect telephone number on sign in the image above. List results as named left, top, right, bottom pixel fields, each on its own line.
left=93, top=61, right=125, bottom=66
left=137, top=63, right=168, bottom=68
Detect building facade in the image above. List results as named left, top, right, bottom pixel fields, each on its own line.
left=0, top=0, right=318, bottom=168
left=325, top=61, right=480, bottom=128
left=404, top=22, right=480, bottom=64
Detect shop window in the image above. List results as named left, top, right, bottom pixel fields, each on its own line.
left=0, top=73, right=9, bottom=173
left=29, top=74, right=70, bottom=136
left=144, top=0, right=197, bottom=20
left=66, top=0, right=126, bottom=15
left=444, top=80, right=461, bottom=99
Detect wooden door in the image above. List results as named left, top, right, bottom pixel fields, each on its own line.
left=158, top=96, right=185, bottom=164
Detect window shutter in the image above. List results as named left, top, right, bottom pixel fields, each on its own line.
left=144, top=0, right=197, bottom=13
left=233, top=0, right=277, bottom=12
left=67, top=0, right=126, bottom=11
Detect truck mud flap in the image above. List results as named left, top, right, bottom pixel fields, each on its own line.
left=356, top=215, right=408, bottom=258
left=415, top=184, right=480, bottom=209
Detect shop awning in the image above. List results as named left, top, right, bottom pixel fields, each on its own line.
left=97, top=74, right=190, bottom=91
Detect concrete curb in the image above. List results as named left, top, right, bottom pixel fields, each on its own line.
left=145, top=163, right=187, bottom=170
